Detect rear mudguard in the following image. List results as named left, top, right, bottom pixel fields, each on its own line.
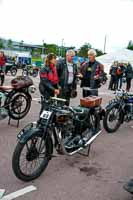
left=105, top=101, right=124, bottom=124
left=5, top=89, right=32, bottom=106
left=17, top=127, right=53, bottom=155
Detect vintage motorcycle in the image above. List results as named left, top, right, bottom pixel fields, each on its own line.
left=12, top=96, right=103, bottom=182
left=103, top=90, right=133, bottom=133
left=22, top=65, right=39, bottom=78
left=0, top=76, right=35, bottom=121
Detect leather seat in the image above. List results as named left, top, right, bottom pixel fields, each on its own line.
left=0, top=85, right=14, bottom=90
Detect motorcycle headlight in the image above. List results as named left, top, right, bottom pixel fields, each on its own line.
left=29, top=85, right=36, bottom=94
left=115, top=90, right=123, bottom=98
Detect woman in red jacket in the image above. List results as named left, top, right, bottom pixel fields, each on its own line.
left=0, top=51, right=6, bottom=86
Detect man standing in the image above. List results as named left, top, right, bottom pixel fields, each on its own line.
left=108, top=61, right=118, bottom=90
left=0, top=51, right=6, bottom=86
left=125, top=62, right=133, bottom=92
left=79, top=49, right=104, bottom=97
left=57, top=50, right=78, bottom=105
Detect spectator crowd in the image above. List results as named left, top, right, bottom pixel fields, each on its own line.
left=109, top=61, right=133, bottom=92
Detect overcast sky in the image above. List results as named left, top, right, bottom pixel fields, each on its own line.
left=0, top=0, right=133, bottom=52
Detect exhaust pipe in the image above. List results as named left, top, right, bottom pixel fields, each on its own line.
left=59, top=130, right=102, bottom=156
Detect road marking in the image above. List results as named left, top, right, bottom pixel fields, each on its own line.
left=0, top=190, right=5, bottom=199
left=1, top=185, right=37, bottom=200
left=131, top=126, right=133, bottom=129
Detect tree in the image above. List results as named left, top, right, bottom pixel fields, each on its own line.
left=127, top=40, right=133, bottom=50
left=78, top=43, right=92, bottom=58
left=95, top=49, right=104, bottom=57
left=7, top=39, right=13, bottom=49
left=0, top=38, right=4, bottom=49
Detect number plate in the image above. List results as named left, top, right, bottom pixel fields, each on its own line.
left=17, top=130, right=24, bottom=139
left=40, top=110, right=52, bottom=119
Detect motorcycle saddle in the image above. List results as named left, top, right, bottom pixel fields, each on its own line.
left=0, top=85, right=14, bottom=90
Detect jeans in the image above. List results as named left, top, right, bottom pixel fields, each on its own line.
left=126, top=78, right=132, bottom=91
left=109, top=75, right=117, bottom=90
left=117, top=76, right=123, bottom=89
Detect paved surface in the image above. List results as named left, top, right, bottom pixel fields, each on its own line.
left=0, top=72, right=133, bottom=200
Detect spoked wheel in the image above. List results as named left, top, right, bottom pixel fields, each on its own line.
left=22, top=70, right=28, bottom=77
left=12, top=133, right=51, bottom=182
left=103, top=104, right=123, bottom=133
left=8, top=93, right=31, bottom=120
left=32, top=70, right=38, bottom=78
left=11, top=68, right=17, bottom=76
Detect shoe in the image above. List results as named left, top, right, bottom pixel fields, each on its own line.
left=124, top=179, right=133, bottom=194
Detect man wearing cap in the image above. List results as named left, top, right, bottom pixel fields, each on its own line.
left=79, top=49, right=104, bottom=97
left=57, top=50, right=78, bottom=105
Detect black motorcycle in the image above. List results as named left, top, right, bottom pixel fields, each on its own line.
left=5, top=63, right=17, bottom=76
left=12, top=96, right=103, bottom=181
left=0, top=77, right=35, bottom=121
left=103, top=90, right=133, bottom=133
left=22, top=65, right=39, bottom=78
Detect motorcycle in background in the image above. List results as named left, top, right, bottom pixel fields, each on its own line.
left=103, top=90, right=133, bottom=133
left=22, top=64, right=39, bottom=78
left=12, top=96, right=104, bottom=181
left=0, top=76, right=35, bottom=121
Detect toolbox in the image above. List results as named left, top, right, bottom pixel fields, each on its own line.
left=80, top=96, right=102, bottom=108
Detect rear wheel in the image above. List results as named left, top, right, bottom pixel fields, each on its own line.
left=32, top=70, right=38, bottom=78
left=11, top=68, right=17, bottom=76
left=8, top=93, right=31, bottom=120
left=103, top=104, right=123, bottom=133
left=12, top=132, right=52, bottom=181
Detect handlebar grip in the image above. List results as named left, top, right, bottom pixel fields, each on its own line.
left=51, top=96, right=67, bottom=102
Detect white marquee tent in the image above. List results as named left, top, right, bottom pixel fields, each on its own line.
left=97, top=49, right=133, bottom=74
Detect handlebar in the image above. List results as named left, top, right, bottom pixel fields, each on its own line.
left=51, top=97, right=67, bottom=102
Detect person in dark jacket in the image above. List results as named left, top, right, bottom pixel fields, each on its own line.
left=116, top=63, right=125, bottom=90
left=79, top=49, right=104, bottom=97
left=39, top=53, right=60, bottom=101
left=108, top=61, right=118, bottom=90
left=57, top=50, right=78, bottom=106
left=0, top=51, right=6, bottom=86
left=125, top=63, right=133, bottom=92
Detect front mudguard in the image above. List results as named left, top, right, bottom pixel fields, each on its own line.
left=17, top=126, right=53, bottom=155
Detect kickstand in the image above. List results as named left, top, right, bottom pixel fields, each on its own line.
left=78, top=145, right=91, bottom=157
left=8, top=117, right=11, bottom=125
left=8, top=117, right=20, bottom=128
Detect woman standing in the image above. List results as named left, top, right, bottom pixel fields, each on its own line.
left=39, top=53, right=60, bottom=101
left=125, top=63, right=133, bottom=92
left=0, top=51, right=6, bottom=86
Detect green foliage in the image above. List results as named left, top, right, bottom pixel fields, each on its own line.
left=78, top=43, right=92, bottom=58
left=7, top=39, right=13, bottom=49
left=127, top=40, right=133, bottom=50
left=0, top=38, right=4, bottom=49
left=95, top=49, right=104, bottom=57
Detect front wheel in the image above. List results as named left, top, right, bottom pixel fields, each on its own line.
left=103, top=104, right=123, bottom=133
left=22, top=69, right=28, bottom=77
left=12, top=132, right=52, bottom=181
